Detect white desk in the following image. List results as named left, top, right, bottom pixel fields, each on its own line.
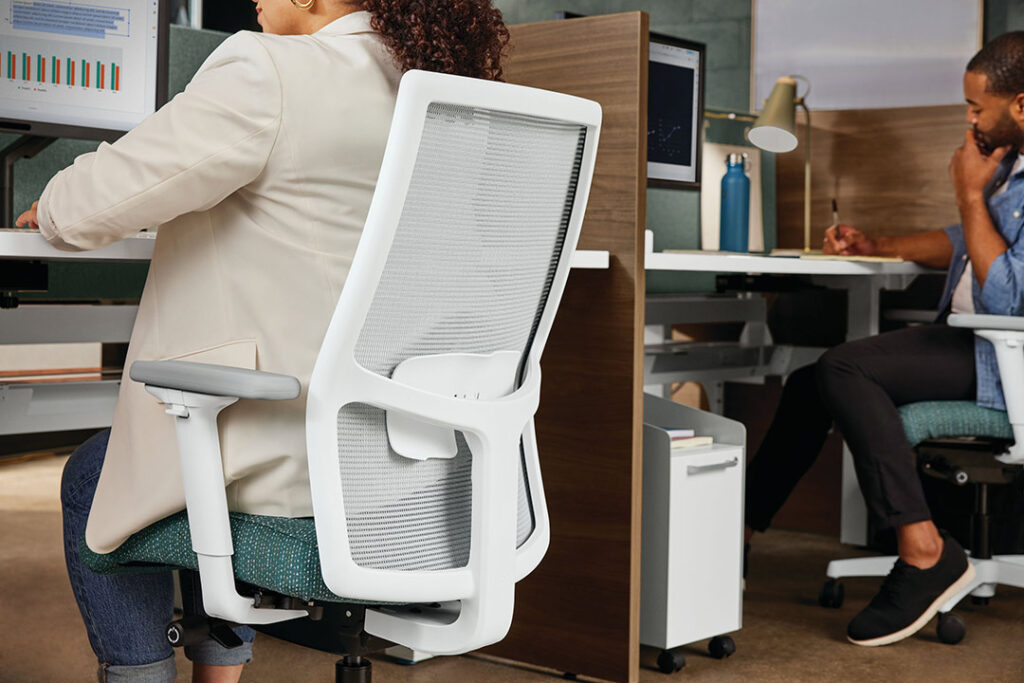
left=0, top=230, right=610, bottom=438
left=643, top=231, right=934, bottom=545
left=0, top=228, right=612, bottom=268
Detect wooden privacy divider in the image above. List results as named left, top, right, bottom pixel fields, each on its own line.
left=482, top=12, right=649, bottom=683
left=776, top=105, right=966, bottom=248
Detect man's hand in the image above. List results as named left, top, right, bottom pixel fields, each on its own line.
left=824, top=224, right=876, bottom=255
left=950, top=129, right=1011, bottom=210
left=15, top=201, right=39, bottom=229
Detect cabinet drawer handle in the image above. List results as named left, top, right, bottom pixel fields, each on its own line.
left=687, top=457, right=739, bottom=475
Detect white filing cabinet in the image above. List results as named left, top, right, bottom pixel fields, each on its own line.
left=641, top=393, right=745, bottom=673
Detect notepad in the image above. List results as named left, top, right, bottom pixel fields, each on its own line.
left=798, top=253, right=904, bottom=263
left=671, top=436, right=714, bottom=449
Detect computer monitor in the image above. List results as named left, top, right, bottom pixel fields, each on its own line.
left=555, top=12, right=706, bottom=190
left=647, top=32, right=705, bottom=190
left=0, top=0, right=170, bottom=142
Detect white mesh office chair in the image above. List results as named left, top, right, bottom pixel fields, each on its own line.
left=87, top=70, right=601, bottom=680
left=820, top=313, right=1024, bottom=645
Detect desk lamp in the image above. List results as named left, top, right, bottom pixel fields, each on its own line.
left=748, top=76, right=813, bottom=252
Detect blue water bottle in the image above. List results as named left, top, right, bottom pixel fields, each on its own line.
left=719, top=152, right=750, bottom=253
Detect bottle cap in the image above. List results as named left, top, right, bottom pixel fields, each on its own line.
left=726, top=152, right=747, bottom=166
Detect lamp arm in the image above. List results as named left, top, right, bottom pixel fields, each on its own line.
left=799, top=100, right=811, bottom=252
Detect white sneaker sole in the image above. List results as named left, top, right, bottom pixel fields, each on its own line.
left=847, top=561, right=977, bottom=647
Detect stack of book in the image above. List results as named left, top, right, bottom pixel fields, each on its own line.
left=665, top=428, right=713, bottom=449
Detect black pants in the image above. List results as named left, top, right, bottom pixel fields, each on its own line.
left=745, top=324, right=977, bottom=533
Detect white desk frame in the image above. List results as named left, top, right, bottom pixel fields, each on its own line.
left=644, top=231, right=931, bottom=545
left=0, top=229, right=609, bottom=439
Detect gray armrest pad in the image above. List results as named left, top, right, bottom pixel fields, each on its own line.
left=948, top=313, right=1024, bottom=332
left=130, top=360, right=301, bottom=400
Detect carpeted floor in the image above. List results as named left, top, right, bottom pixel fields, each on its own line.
left=2, top=454, right=1022, bottom=682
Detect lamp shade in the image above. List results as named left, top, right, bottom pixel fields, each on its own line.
left=748, top=76, right=798, bottom=153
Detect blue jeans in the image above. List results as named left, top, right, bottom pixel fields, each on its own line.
left=62, top=429, right=255, bottom=682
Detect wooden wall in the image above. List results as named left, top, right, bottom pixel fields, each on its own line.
left=483, top=12, right=648, bottom=683
left=777, top=105, right=966, bottom=248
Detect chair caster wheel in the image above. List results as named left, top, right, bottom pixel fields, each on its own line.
left=336, top=656, right=371, bottom=683
left=937, top=612, right=966, bottom=645
left=819, top=579, right=844, bottom=608
left=708, top=635, right=735, bottom=659
left=656, top=648, right=686, bottom=673
left=970, top=595, right=990, bottom=606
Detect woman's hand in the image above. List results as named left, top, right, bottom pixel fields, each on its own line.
left=824, top=223, right=876, bottom=255
left=15, top=201, right=40, bottom=229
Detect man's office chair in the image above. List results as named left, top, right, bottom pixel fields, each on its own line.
left=819, top=313, right=1024, bottom=645
left=80, top=70, right=602, bottom=681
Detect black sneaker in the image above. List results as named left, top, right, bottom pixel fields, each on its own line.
left=847, top=531, right=975, bottom=647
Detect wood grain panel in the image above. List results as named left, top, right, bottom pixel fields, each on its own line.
left=777, top=105, right=965, bottom=249
left=482, top=13, right=647, bottom=683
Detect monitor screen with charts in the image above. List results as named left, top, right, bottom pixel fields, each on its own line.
left=647, top=32, right=704, bottom=189
left=0, top=0, right=169, bottom=141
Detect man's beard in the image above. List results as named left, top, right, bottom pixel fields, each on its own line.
left=975, top=111, right=1024, bottom=153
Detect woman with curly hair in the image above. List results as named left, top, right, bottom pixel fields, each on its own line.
left=15, top=2, right=509, bottom=681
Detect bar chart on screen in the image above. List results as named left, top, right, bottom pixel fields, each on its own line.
left=2, top=36, right=122, bottom=90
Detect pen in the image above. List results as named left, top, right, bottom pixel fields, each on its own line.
left=831, top=198, right=839, bottom=227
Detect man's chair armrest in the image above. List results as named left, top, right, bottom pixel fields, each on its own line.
left=948, top=313, right=1024, bottom=333
left=130, top=360, right=300, bottom=400
left=949, top=313, right=1024, bottom=464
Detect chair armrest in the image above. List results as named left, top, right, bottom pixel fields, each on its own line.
left=948, top=313, right=1024, bottom=333
left=130, top=360, right=300, bottom=400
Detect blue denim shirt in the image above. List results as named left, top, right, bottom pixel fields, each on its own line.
left=938, top=153, right=1024, bottom=410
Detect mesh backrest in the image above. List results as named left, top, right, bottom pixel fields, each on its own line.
left=336, top=104, right=586, bottom=571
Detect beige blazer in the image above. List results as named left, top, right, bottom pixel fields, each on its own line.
left=37, top=12, right=402, bottom=553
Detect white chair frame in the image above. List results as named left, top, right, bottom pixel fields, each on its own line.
left=130, top=70, right=602, bottom=656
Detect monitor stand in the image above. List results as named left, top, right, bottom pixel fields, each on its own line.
left=2, top=135, right=56, bottom=228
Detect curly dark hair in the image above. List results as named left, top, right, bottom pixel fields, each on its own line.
left=361, top=0, right=509, bottom=81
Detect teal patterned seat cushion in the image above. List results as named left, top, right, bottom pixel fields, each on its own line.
left=900, top=401, right=1013, bottom=448
left=81, top=511, right=369, bottom=604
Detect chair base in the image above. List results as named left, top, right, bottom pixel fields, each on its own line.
left=825, top=555, right=1024, bottom=611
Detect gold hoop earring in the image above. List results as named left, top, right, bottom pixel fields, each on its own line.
left=290, top=0, right=315, bottom=8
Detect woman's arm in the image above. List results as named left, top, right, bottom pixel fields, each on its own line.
left=36, top=32, right=282, bottom=251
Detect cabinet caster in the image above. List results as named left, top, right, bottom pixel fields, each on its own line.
left=708, top=635, right=735, bottom=659
left=970, top=595, right=989, bottom=606
left=937, top=612, right=966, bottom=645
left=819, top=579, right=844, bottom=609
left=656, top=648, right=686, bottom=673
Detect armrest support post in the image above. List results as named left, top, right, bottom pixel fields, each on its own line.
left=973, top=331, right=1024, bottom=464
left=143, top=385, right=308, bottom=625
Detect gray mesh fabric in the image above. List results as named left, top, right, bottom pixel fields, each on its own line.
left=336, top=104, right=586, bottom=571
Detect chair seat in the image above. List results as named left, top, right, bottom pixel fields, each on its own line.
left=900, top=401, right=1013, bottom=448
left=81, top=511, right=372, bottom=604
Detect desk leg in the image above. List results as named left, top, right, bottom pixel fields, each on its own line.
left=643, top=324, right=671, bottom=399
left=840, top=277, right=877, bottom=546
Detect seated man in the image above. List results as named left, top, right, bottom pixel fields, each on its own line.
left=744, top=31, right=1024, bottom=646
